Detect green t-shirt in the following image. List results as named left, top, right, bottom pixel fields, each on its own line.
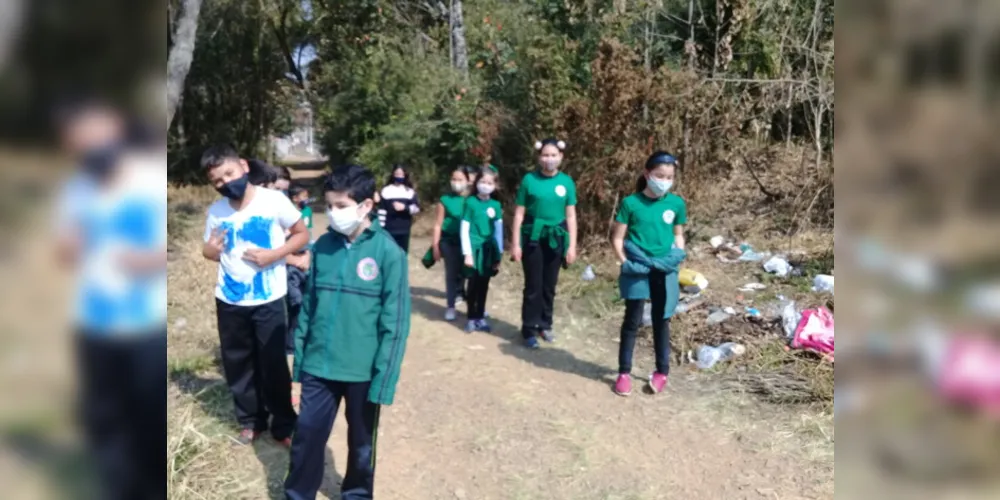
left=301, top=205, right=314, bottom=229
left=462, top=195, right=502, bottom=247
left=439, top=193, right=467, bottom=237
left=515, top=171, right=577, bottom=228
left=615, top=192, right=687, bottom=257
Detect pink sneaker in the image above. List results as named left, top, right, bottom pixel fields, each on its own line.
left=649, top=372, right=668, bottom=394
left=614, top=374, right=632, bottom=396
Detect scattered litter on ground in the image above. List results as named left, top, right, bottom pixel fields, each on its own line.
left=710, top=235, right=725, bottom=248
left=739, top=248, right=771, bottom=262
left=679, top=269, right=709, bottom=290
left=675, top=297, right=705, bottom=314
left=682, top=285, right=703, bottom=294
left=811, top=274, right=834, bottom=293
left=706, top=310, right=731, bottom=325
left=936, top=334, right=1000, bottom=418
left=738, top=282, right=767, bottom=292
left=745, top=307, right=761, bottom=318
left=763, top=256, right=792, bottom=277
left=966, top=283, right=1000, bottom=319
left=780, top=300, right=801, bottom=338
left=693, top=342, right=745, bottom=369
left=790, top=307, right=835, bottom=360
left=855, top=239, right=940, bottom=292
left=723, top=306, right=736, bottom=315
left=581, top=265, right=595, bottom=281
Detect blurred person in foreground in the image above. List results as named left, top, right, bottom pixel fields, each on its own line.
left=52, top=99, right=167, bottom=500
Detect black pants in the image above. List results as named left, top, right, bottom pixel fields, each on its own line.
left=287, top=300, right=302, bottom=356
left=77, top=331, right=166, bottom=500
left=388, top=231, right=410, bottom=253
left=619, top=270, right=671, bottom=375
left=216, top=298, right=297, bottom=438
left=440, top=239, right=465, bottom=308
left=466, top=274, right=492, bottom=320
left=520, top=242, right=563, bottom=338
left=285, top=373, right=381, bottom=500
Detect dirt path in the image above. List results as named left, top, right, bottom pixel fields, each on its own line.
left=266, top=208, right=832, bottom=499
left=169, top=204, right=832, bottom=500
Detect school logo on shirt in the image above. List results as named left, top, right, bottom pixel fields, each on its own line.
left=357, top=257, right=379, bottom=281
left=554, top=185, right=567, bottom=197
left=486, top=207, right=497, bottom=218
left=663, top=210, right=676, bottom=224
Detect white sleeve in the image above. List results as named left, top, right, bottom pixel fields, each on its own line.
left=493, top=219, right=504, bottom=253
left=203, top=210, right=217, bottom=242
left=460, top=220, right=473, bottom=256
left=274, top=190, right=303, bottom=229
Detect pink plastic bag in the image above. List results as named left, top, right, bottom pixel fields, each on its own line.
left=937, top=335, right=1000, bottom=417
left=790, top=307, right=835, bottom=361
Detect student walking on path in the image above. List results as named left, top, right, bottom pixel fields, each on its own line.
left=611, top=151, right=687, bottom=396
left=200, top=144, right=307, bottom=446
left=510, top=138, right=578, bottom=349
left=377, top=164, right=420, bottom=253
left=431, top=165, right=473, bottom=321
left=460, top=166, right=504, bottom=333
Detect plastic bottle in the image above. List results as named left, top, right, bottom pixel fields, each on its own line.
left=695, top=342, right=745, bottom=369
left=706, top=310, right=731, bottom=325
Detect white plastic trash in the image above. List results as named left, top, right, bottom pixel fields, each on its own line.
left=812, top=274, right=835, bottom=293
left=763, top=256, right=792, bottom=277
left=581, top=265, right=596, bottom=281
left=710, top=235, right=725, bottom=249
left=695, top=342, right=746, bottom=369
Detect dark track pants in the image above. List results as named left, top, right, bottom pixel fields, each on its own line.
left=285, top=373, right=381, bottom=500
left=216, top=298, right=296, bottom=439
left=520, top=242, right=563, bottom=338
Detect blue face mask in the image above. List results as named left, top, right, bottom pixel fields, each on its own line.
left=647, top=177, right=673, bottom=197
left=393, top=176, right=406, bottom=184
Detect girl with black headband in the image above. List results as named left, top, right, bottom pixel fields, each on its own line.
left=611, top=151, right=687, bottom=396
left=510, top=138, right=578, bottom=349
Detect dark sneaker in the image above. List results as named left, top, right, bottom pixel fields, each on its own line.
left=465, top=320, right=477, bottom=333
left=523, top=336, right=540, bottom=349
left=475, top=319, right=492, bottom=333
left=233, top=428, right=260, bottom=447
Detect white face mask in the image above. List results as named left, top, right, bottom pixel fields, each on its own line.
left=647, top=178, right=673, bottom=197
left=541, top=159, right=561, bottom=171
left=477, top=182, right=495, bottom=195
left=327, top=205, right=364, bottom=235
left=451, top=181, right=467, bottom=194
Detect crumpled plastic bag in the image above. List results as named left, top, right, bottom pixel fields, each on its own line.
left=790, top=307, right=835, bottom=360
left=937, top=335, right=1000, bottom=418
left=763, top=256, right=792, bottom=277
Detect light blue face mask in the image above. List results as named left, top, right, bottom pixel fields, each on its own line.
left=647, top=177, right=673, bottom=197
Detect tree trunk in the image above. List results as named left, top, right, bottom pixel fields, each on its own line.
left=681, top=0, right=695, bottom=170
left=0, top=0, right=23, bottom=71
left=167, top=0, right=204, bottom=127
left=450, top=0, right=468, bottom=77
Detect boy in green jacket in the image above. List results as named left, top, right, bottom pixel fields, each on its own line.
left=285, top=164, right=411, bottom=500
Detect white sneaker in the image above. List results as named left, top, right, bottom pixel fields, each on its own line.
left=444, top=308, right=457, bottom=321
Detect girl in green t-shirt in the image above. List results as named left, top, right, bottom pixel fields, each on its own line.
left=610, top=151, right=687, bottom=396
left=511, top=138, right=578, bottom=349
left=461, top=166, right=504, bottom=333
left=432, top=166, right=473, bottom=321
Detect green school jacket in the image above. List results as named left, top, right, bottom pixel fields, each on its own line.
left=293, top=223, right=411, bottom=405
left=619, top=240, right=687, bottom=319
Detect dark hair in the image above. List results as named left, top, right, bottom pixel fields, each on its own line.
left=277, top=165, right=292, bottom=181
left=470, top=164, right=500, bottom=197
left=247, top=159, right=278, bottom=186
left=200, top=143, right=241, bottom=170
left=635, top=150, right=678, bottom=192
left=51, top=95, right=116, bottom=129
left=387, top=164, right=414, bottom=188
left=288, top=186, right=307, bottom=199
left=326, top=164, right=376, bottom=203
left=534, top=137, right=567, bottom=152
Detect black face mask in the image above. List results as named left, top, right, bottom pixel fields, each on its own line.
left=216, top=174, right=249, bottom=200
left=393, top=176, right=406, bottom=184
left=81, top=144, right=121, bottom=180
left=297, top=200, right=307, bottom=209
